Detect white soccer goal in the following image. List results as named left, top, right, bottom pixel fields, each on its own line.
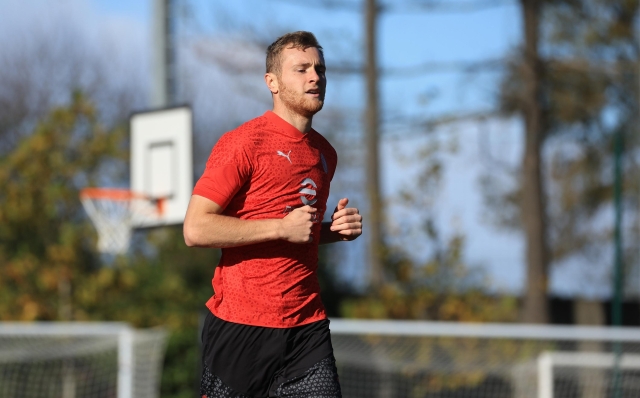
left=537, top=351, right=640, bottom=398
left=329, top=319, right=640, bottom=398
left=0, top=322, right=167, bottom=398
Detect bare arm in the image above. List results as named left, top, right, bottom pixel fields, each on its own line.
left=319, top=198, right=363, bottom=245
left=183, top=195, right=317, bottom=248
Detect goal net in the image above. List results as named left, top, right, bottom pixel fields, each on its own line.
left=329, top=319, right=640, bottom=398
left=0, top=322, right=167, bottom=398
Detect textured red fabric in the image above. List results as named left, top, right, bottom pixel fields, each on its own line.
left=193, top=111, right=337, bottom=328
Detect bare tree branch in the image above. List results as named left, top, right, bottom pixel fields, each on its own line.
left=381, top=110, right=501, bottom=139
left=268, top=0, right=515, bottom=13
left=337, top=58, right=505, bottom=77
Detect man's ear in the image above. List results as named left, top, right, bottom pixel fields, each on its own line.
left=264, top=73, right=279, bottom=94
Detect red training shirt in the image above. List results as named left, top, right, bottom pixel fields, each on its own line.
left=193, top=111, right=338, bottom=328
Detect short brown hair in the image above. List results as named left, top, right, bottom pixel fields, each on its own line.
left=266, top=31, right=323, bottom=75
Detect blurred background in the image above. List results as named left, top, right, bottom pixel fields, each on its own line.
left=1, top=0, right=639, bottom=397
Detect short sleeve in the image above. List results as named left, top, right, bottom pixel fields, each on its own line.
left=192, top=132, right=252, bottom=209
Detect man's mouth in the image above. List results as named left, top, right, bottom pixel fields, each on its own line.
left=306, top=88, right=321, bottom=96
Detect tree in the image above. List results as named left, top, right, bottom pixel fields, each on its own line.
left=364, top=0, right=385, bottom=290
left=542, top=0, right=639, bottom=269
left=0, top=93, right=124, bottom=321
left=490, top=0, right=640, bottom=320
left=342, top=130, right=517, bottom=322
left=518, top=0, right=549, bottom=323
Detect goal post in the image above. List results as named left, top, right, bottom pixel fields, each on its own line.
left=0, top=322, right=167, bottom=398
left=537, top=351, right=640, bottom=398
left=328, top=319, right=640, bottom=398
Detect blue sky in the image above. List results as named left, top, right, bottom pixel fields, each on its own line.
left=92, top=0, right=149, bottom=22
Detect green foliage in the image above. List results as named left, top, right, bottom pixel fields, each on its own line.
left=0, top=96, right=220, bottom=397
left=0, top=93, right=123, bottom=321
left=340, top=235, right=518, bottom=323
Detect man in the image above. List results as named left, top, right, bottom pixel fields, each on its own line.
left=184, top=31, right=362, bottom=398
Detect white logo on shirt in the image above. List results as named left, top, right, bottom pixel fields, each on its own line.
left=300, top=178, right=317, bottom=206
left=277, top=150, right=292, bottom=164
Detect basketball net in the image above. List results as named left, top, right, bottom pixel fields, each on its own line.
left=80, top=188, right=165, bottom=255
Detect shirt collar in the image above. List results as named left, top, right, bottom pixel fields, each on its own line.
left=264, top=111, right=314, bottom=139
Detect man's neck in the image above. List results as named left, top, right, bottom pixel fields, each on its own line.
left=272, top=106, right=313, bottom=133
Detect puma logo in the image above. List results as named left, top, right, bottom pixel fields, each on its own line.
left=277, top=150, right=292, bottom=164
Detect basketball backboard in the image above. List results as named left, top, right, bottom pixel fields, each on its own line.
left=130, top=106, right=192, bottom=228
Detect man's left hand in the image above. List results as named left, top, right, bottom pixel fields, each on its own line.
left=329, top=198, right=362, bottom=241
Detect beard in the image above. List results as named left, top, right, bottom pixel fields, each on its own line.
left=278, top=79, right=324, bottom=118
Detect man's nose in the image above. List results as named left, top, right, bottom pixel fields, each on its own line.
left=309, top=69, right=321, bottom=82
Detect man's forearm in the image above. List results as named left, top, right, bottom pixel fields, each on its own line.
left=184, top=212, right=282, bottom=248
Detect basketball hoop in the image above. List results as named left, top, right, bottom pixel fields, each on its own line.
left=80, top=188, right=166, bottom=255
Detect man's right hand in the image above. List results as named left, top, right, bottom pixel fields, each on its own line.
left=279, top=206, right=317, bottom=243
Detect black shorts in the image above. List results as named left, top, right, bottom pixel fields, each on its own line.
left=200, top=310, right=341, bottom=398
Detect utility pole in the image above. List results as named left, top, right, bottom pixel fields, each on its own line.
left=520, top=0, right=549, bottom=324
left=364, top=0, right=384, bottom=290
left=151, top=0, right=176, bottom=108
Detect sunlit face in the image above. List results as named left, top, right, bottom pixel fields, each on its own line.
left=274, top=46, right=326, bottom=117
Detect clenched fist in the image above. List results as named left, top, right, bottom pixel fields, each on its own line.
left=279, top=206, right=317, bottom=244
